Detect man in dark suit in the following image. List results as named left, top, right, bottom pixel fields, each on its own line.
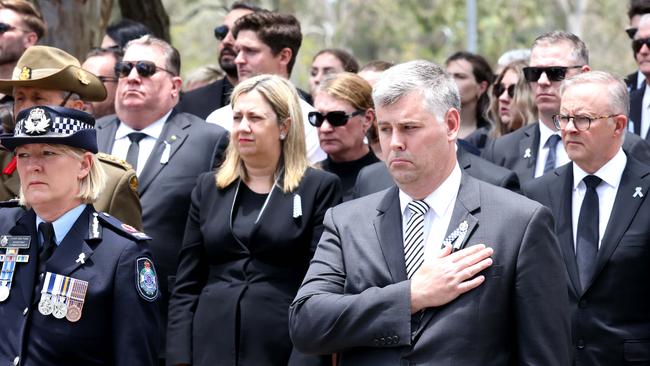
left=629, top=13, right=650, bottom=141
left=484, top=31, right=650, bottom=183
left=524, top=71, right=650, bottom=365
left=624, top=0, right=650, bottom=92
left=353, top=143, right=519, bottom=198
left=289, top=60, right=570, bottom=365
left=175, top=2, right=260, bottom=119
left=94, top=35, right=229, bottom=364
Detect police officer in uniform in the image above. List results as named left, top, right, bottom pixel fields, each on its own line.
left=0, top=45, right=142, bottom=229
left=0, top=106, right=159, bottom=366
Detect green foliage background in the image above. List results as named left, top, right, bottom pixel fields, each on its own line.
left=163, top=0, right=635, bottom=91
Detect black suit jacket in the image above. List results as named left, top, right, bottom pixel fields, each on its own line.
left=353, top=145, right=519, bottom=198
left=629, top=83, right=648, bottom=140
left=523, top=157, right=650, bottom=365
left=0, top=205, right=159, bottom=366
left=625, top=70, right=641, bottom=92
left=290, top=174, right=571, bottom=365
left=175, top=77, right=233, bottom=120
left=483, top=122, right=650, bottom=182
left=95, top=109, right=229, bottom=358
left=167, top=168, right=341, bottom=366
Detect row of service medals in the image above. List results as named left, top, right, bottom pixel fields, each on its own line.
left=38, top=272, right=88, bottom=322
left=0, top=235, right=30, bottom=302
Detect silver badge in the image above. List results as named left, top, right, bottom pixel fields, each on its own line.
left=52, top=300, right=67, bottom=319
left=38, top=294, right=53, bottom=315
left=23, top=108, right=51, bottom=135
left=0, top=285, right=9, bottom=302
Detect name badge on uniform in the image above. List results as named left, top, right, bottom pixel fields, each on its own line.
left=440, top=220, right=469, bottom=252
left=38, top=272, right=89, bottom=322
left=0, top=235, right=31, bottom=302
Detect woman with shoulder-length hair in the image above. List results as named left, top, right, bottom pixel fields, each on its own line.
left=0, top=106, right=159, bottom=365
left=488, top=60, right=537, bottom=140
left=167, top=74, right=342, bottom=366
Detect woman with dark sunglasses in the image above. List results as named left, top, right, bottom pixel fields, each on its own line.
left=312, top=72, right=379, bottom=201
left=487, top=60, right=537, bottom=140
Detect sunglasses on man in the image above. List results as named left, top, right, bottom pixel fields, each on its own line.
left=308, top=110, right=365, bottom=127
left=214, top=25, right=229, bottom=41
left=626, top=27, right=638, bottom=40
left=632, top=37, right=650, bottom=54
left=493, top=83, right=515, bottom=98
left=114, top=61, right=175, bottom=78
left=0, top=22, right=16, bottom=34
left=522, top=66, right=582, bottom=82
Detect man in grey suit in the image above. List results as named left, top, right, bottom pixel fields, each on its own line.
left=289, top=60, right=571, bottom=365
left=94, top=35, right=228, bottom=364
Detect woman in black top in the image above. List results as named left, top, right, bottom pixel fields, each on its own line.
left=167, top=74, right=342, bottom=366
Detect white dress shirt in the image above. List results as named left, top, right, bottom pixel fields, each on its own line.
left=534, top=121, right=570, bottom=178
left=571, top=148, right=626, bottom=250
left=206, top=99, right=326, bottom=164
left=399, top=163, right=461, bottom=261
left=111, top=110, right=171, bottom=176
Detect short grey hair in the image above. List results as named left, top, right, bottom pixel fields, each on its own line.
left=560, top=71, right=629, bottom=116
left=532, top=31, right=589, bottom=65
left=372, top=60, right=460, bottom=120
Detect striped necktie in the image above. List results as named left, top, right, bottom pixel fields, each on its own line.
left=404, top=200, right=429, bottom=279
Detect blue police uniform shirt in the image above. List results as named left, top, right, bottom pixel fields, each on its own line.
left=35, top=204, right=85, bottom=246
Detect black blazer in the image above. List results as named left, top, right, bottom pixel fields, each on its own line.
left=353, top=144, right=520, bottom=198
left=96, top=109, right=229, bottom=358
left=0, top=205, right=159, bottom=366
left=629, top=84, right=647, bottom=140
left=167, top=168, right=341, bottom=366
left=175, top=77, right=233, bottom=120
left=523, top=157, right=650, bottom=365
left=483, top=122, right=650, bottom=182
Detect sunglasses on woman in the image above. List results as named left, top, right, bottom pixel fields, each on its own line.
left=308, top=110, right=365, bottom=127
left=114, top=61, right=175, bottom=78
left=493, top=83, right=515, bottom=98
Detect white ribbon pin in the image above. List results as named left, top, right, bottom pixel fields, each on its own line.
left=75, top=253, right=86, bottom=265
left=523, top=148, right=532, bottom=159
left=633, top=187, right=644, bottom=198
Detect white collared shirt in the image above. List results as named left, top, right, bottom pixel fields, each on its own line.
left=534, top=121, right=570, bottom=178
left=111, top=110, right=172, bottom=176
left=640, top=86, right=650, bottom=139
left=571, top=148, right=626, bottom=250
left=205, top=99, right=326, bottom=164
left=399, top=163, right=461, bottom=261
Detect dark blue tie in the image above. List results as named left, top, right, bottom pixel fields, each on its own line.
left=544, top=134, right=561, bottom=173
left=576, top=175, right=601, bottom=290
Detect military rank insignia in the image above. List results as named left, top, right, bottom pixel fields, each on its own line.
left=136, top=257, right=158, bottom=301
left=38, top=272, right=89, bottom=322
left=0, top=235, right=31, bottom=302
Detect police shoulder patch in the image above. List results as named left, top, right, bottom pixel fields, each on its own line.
left=96, top=212, right=151, bottom=241
left=136, top=257, right=158, bottom=301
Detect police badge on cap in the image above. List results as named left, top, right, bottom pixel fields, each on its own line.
left=0, top=105, right=98, bottom=153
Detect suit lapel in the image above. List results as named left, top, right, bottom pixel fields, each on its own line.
left=45, top=205, right=95, bottom=277
left=629, top=84, right=644, bottom=137
left=516, top=124, right=539, bottom=181
left=138, top=110, right=190, bottom=195
left=552, top=164, right=582, bottom=295
left=373, top=187, right=407, bottom=282
left=586, top=157, right=650, bottom=291
left=96, top=117, right=119, bottom=153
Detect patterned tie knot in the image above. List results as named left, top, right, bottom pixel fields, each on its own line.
left=547, top=134, right=561, bottom=148
left=408, top=200, right=429, bottom=217
left=127, top=132, right=147, bottom=144
left=583, top=175, right=602, bottom=190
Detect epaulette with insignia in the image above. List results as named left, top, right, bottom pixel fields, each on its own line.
left=97, top=152, right=133, bottom=171
left=96, top=212, right=151, bottom=241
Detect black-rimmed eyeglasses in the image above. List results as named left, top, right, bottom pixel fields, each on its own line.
left=552, top=114, right=619, bottom=131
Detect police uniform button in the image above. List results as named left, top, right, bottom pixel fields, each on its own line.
left=39, top=273, right=44, bottom=281
left=12, top=356, right=19, bottom=365
left=22, top=307, right=28, bottom=316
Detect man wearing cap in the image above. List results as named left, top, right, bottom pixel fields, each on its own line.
left=95, top=35, right=229, bottom=364
left=0, top=105, right=159, bottom=366
left=0, top=45, right=143, bottom=229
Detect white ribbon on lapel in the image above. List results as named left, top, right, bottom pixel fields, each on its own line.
left=441, top=220, right=469, bottom=251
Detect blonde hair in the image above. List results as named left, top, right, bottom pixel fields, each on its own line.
left=488, top=60, right=537, bottom=138
left=18, top=145, right=106, bottom=206
left=216, top=74, right=308, bottom=192
left=317, top=72, right=374, bottom=111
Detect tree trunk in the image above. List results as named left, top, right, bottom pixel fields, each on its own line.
left=34, top=0, right=113, bottom=61
left=118, top=0, right=170, bottom=42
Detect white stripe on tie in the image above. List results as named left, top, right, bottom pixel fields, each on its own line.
left=404, top=200, right=429, bottom=279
